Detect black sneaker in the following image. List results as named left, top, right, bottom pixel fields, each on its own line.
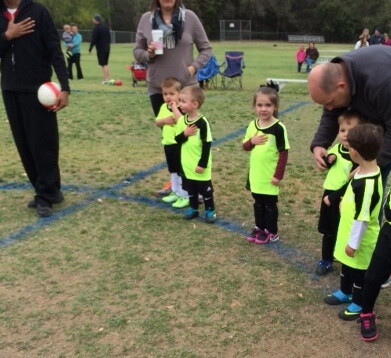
left=359, top=313, right=378, bottom=342
left=315, top=260, right=334, bottom=276
left=28, top=192, right=64, bottom=209
left=37, top=204, right=52, bottom=218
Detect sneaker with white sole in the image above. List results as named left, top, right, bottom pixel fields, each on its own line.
left=255, top=229, right=279, bottom=244
left=162, top=192, right=179, bottom=203
left=246, top=227, right=264, bottom=243
left=172, top=197, right=189, bottom=209
left=381, top=277, right=391, bottom=289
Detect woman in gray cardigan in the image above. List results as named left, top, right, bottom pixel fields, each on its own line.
left=134, top=0, right=212, bottom=116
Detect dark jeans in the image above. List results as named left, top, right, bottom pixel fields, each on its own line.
left=67, top=53, right=83, bottom=79
left=150, top=93, right=164, bottom=116
left=2, top=91, right=61, bottom=204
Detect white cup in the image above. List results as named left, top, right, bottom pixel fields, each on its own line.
left=151, top=29, right=164, bottom=55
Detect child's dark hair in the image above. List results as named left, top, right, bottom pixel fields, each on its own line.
left=181, top=85, right=205, bottom=108
left=161, top=77, right=181, bottom=92
left=347, top=123, right=383, bottom=161
left=338, top=108, right=367, bottom=126
left=254, top=84, right=279, bottom=117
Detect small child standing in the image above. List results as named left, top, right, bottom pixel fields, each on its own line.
left=243, top=84, right=290, bottom=244
left=315, top=109, right=364, bottom=276
left=174, top=85, right=216, bottom=223
left=296, top=44, right=306, bottom=73
left=156, top=78, right=189, bottom=209
left=324, top=123, right=383, bottom=321
left=62, top=24, right=73, bottom=58
left=359, top=189, right=391, bottom=342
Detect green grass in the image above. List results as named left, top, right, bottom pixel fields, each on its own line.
left=0, top=41, right=389, bottom=357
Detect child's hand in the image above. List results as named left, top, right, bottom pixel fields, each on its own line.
left=271, top=177, right=280, bottom=186
left=195, top=166, right=204, bottom=174
left=323, top=195, right=331, bottom=206
left=251, top=133, right=268, bottom=146
left=345, top=245, right=356, bottom=257
left=165, top=117, right=176, bottom=125
left=184, top=124, right=197, bottom=137
left=168, top=100, right=177, bottom=110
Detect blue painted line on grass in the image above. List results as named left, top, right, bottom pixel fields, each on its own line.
left=0, top=101, right=320, bottom=280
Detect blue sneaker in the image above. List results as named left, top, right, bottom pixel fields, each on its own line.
left=203, top=209, right=216, bottom=224
left=338, top=303, right=362, bottom=321
left=315, top=260, right=334, bottom=276
left=183, top=208, right=199, bottom=220
left=324, top=290, right=352, bottom=305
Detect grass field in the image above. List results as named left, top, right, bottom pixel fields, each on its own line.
left=0, top=41, right=390, bottom=357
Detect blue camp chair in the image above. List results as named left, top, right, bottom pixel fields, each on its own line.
left=220, top=51, right=245, bottom=90
left=197, top=55, right=220, bottom=89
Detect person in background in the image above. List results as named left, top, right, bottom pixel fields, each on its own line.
left=68, top=24, right=83, bottom=80
left=296, top=44, right=306, bottom=73
left=134, top=0, right=212, bottom=196
left=315, top=110, right=363, bottom=276
left=369, top=29, right=384, bottom=45
left=355, top=34, right=369, bottom=49
left=305, top=41, right=319, bottom=73
left=323, top=123, right=383, bottom=321
left=383, top=33, right=391, bottom=46
left=243, top=84, right=289, bottom=245
left=0, top=0, right=70, bottom=217
left=88, top=14, right=111, bottom=84
left=61, top=24, right=73, bottom=58
left=174, top=85, right=216, bottom=223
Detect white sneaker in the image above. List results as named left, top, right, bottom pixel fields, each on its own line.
left=381, top=277, right=391, bottom=289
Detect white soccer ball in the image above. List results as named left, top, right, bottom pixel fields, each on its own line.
left=37, top=82, right=61, bottom=109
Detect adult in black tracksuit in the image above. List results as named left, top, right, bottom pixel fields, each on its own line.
left=0, top=0, right=70, bottom=217
left=88, top=14, right=111, bottom=84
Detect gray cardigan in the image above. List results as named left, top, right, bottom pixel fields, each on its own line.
left=310, top=45, right=391, bottom=167
left=134, top=9, right=212, bottom=94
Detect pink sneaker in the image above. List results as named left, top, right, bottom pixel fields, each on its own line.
left=246, top=227, right=263, bottom=243
left=255, top=230, right=279, bottom=244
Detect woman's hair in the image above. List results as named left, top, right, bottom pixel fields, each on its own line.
left=150, top=0, right=184, bottom=11
left=253, top=86, right=279, bottom=118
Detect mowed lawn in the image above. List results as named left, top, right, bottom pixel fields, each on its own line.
left=0, top=41, right=390, bottom=357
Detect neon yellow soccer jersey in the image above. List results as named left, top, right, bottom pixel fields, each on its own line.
left=156, top=103, right=178, bottom=145
left=243, top=118, right=290, bottom=195
left=334, top=169, right=382, bottom=269
left=175, top=114, right=213, bottom=181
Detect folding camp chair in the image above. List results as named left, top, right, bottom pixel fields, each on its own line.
left=197, top=55, right=220, bottom=89
left=220, top=51, right=245, bottom=90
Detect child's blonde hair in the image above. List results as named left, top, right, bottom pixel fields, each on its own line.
left=63, top=24, right=71, bottom=31
left=181, top=85, right=205, bottom=108
left=161, top=77, right=181, bottom=92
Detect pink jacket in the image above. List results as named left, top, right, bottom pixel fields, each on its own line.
left=296, top=49, right=306, bottom=63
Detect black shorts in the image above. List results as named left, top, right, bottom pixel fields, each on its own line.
left=318, top=189, right=340, bottom=235
left=366, top=223, right=391, bottom=284
left=97, top=50, right=109, bottom=66
left=164, top=144, right=180, bottom=174
left=182, top=177, right=213, bottom=197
